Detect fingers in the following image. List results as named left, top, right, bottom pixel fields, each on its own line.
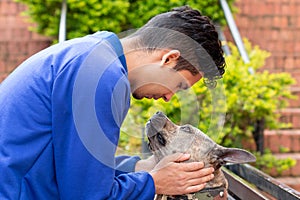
left=183, top=173, right=215, bottom=194
left=152, top=153, right=191, bottom=171
left=178, top=166, right=214, bottom=186
left=184, top=173, right=215, bottom=188
left=183, top=183, right=206, bottom=194
left=150, top=160, right=215, bottom=195
left=168, top=170, right=214, bottom=194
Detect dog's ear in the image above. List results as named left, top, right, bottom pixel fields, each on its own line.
left=215, top=148, right=256, bottom=166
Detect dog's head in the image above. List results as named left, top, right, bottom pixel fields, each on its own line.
left=146, top=111, right=256, bottom=189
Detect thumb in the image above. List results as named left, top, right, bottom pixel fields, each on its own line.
left=152, top=153, right=191, bottom=172
left=167, top=152, right=191, bottom=162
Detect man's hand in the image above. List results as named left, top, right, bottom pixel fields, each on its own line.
left=149, top=153, right=214, bottom=195
left=135, top=155, right=156, bottom=172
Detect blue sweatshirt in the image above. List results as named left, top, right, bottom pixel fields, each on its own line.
left=0, top=31, right=155, bottom=199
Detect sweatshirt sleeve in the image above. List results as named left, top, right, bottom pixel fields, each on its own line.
left=115, top=155, right=141, bottom=176
left=52, top=42, right=156, bottom=199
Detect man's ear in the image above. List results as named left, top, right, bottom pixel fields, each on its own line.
left=160, top=50, right=180, bottom=66
left=216, top=148, right=256, bottom=166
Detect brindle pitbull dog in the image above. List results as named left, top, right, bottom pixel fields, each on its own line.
left=146, top=111, right=256, bottom=200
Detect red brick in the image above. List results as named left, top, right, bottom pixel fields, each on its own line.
left=284, top=57, right=295, bottom=70
left=0, top=73, right=8, bottom=83
left=263, top=2, right=275, bottom=16
left=236, top=16, right=249, bottom=29
left=7, top=41, right=28, bottom=55
left=0, top=1, right=19, bottom=16
left=295, top=58, right=300, bottom=67
left=0, top=16, right=6, bottom=26
left=291, top=133, right=300, bottom=152
left=281, top=4, right=293, bottom=16
left=16, top=1, right=27, bottom=13
left=0, top=60, right=5, bottom=73
left=296, top=17, right=300, bottom=28
left=297, top=5, right=300, bottom=17
left=264, top=131, right=282, bottom=153
left=31, top=32, right=51, bottom=41
left=265, top=130, right=300, bottom=152
left=27, top=41, right=50, bottom=55
left=0, top=28, right=10, bottom=41
left=295, top=42, right=300, bottom=54
left=14, top=16, right=31, bottom=29
left=0, top=42, right=8, bottom=58
left=11, top=28, right=32, bottom=41
left=266, top=30, right=278, bottom=42
left=273, top=56, right=285, bottom=69
left=279, top=29, right=295, bottom=41
left=6, top=59, right=20, bottom=74
left=273, top=3, right=282, bottom=15
left=255, top=3, right=266, bottom=16
left=274, top=16, right=289, bottom=28
left=265, top=57, right=275, bottom=69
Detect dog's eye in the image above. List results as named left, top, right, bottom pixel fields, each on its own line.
left=180, top=125, right=192, bottom=133
left=157, top=132, right=166, bottom=146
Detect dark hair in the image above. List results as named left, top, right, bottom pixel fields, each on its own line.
left=129, top=5, right=225, bottom=88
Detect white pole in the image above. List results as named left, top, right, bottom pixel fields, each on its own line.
left=219, top=0, right=254, bottom=74
left=59, top=0, right=67, bottom=43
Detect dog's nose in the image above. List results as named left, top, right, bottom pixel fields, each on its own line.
left=153, top=111, right=167, bottom=121
left=155, top=111, right=165, bottom=117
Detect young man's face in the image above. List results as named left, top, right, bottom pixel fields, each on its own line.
left=127, top=49, right=202, bottom=102
left=131, top=67, right=202, bottom=102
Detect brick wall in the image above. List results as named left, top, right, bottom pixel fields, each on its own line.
left=224, top=0, right=300, bottom=87
left=0, top=0, right=51, bottom=82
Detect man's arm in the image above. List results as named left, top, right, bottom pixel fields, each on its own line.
left=52, top=43, right=156, bottom=199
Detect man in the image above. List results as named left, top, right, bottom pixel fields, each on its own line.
left=0, top=5, right=225, bottom=199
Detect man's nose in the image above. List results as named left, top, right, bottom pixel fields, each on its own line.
left=163, top=92, right=174, bottom=102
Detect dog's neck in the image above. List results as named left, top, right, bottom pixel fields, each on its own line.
left=155, top=168, right=228, bottom=200
left=206, top=167, right=228, bottom=189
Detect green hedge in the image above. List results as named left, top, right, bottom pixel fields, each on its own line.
left=15, top=0, right=236, bottom=41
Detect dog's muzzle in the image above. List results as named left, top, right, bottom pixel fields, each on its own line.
left=146, top=111, right=168, bottom=137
